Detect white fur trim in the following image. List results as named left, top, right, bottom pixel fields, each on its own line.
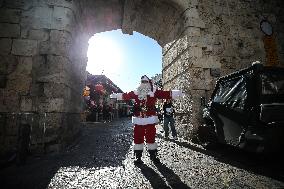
left=134, top=143, right=144, bottom=150
left=116, top=93, right=123, bottom=100
left=134, top=89, right=156, bottom=96
left=171, top=90, right=182, bottom=99
left=132, top=116, right=159, bottom=125
left=147, top=142, right=158, bottom=150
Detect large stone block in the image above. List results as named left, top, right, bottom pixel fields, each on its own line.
left=38, top=98, right=65, bottom=112
left=12, top=39, right=38, bottom=56
left=219, top=56, right=237, bottom=69
left=0, top=8, right=21, bottom=23
left=0, top=23, right=20, bottom=37
left=8, top=57, right=33, bottom=79
left=37, top=73, right=70, bottom=84
left=50, top=30, right=71, bottom=43
left=185, top=17, right=205, bottom=29
left=163, top=35, right=188, bottom=67
left=28, top=29, right=49, bottom=41
left=185, top=27, right=200, bottom=37
left=31, top=0, right=74, bottom=10
left=3, top=0, right=26, bottom=9
left=187, top=69, right=207, bottom=90
left=163, top=51, right=191, bottom=84
left=184, top=8, right=199, bottom=18
left=45, top=55, right=71, bottom=74
left=51, top=6, right=74, bottom=32
left=33, top=55, right=70, bottom=85
left=21, top=3, right=73, bottom=32
left=188, top=47, right=202, bottom=58
left=6, top=77, right=32, bottom=94
left=162, top=40, right=176, bottom=55
left=192, top=56, right=221, bottom=69
left=0, top=38, right=12, bottom=55
left=199, top=34, right=215, bottom=46
left=43, top=83, right=71, bottom=99
left=39, top=40, right=71, bottom=56
left=38, top=113, right=63, bottom=134
left=2, top=90, right=20, bottom=112
left=20, top=96, right=33, bottom=111
left=0, top=55, right=17, bottom=75
left=169, top=0, right=190, bottom=11
left=191, top=89, right=207, bottom=107
left=21, top=6, right=53, bottom=29
left=0, top=58, right=7, bottom=74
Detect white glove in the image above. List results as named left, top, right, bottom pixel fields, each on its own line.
left=172, top=90, right=184, bottom=99
left=110, top=93, right=117, bottom=99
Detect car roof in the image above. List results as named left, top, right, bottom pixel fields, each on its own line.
left=217, top=64, right=284, bottom=83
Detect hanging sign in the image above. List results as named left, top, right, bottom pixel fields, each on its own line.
left=260, top=20, right=279, bottom=67
left=263, top=34, right=279, bottom=67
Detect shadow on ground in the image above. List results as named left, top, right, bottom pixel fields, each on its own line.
left=0, top=118, right=133, bottom=189
left=136, top=162, right=191, bottom=189
left=157, top=133, right=284, bottom=182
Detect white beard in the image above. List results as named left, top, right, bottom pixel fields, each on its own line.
left=137, top=83, right=151, bottom=100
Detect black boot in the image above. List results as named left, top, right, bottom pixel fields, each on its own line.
left=148, top=150, right=160, bottom=163
left=134, top=150, right=143, bottom=164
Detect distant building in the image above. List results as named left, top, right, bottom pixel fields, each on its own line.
left=86, top=73, right=123, bottom=94
left=83, top=73, right=129, bottom=122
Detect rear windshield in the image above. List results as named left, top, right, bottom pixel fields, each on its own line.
left=213, top=77, right=247, bottom=110
left=261, top=72, right=284, bottom=95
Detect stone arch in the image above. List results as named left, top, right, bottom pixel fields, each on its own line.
left=73, top=0, right=208, bottom=140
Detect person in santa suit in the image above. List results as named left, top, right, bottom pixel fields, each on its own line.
left=110, top=75, right=183, bottom=164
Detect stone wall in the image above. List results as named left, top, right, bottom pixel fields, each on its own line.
left=162, top=0, right=284, bottom=139
left=0, top=0, right=88, bottom=155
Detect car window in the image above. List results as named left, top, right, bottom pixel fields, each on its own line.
left=213, top=77, right=247, bottom=110
left=261, top=72, right=284, bottom=95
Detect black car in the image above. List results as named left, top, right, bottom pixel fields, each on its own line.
left=203, top=63, right=284, bottom=153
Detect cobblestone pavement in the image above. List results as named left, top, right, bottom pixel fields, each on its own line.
left=1, top=118, right=284, bottom=189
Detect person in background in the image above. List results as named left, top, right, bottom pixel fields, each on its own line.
left=163, top=99, right=177, bottom=140
left=110, top=75, right=183, bottom=164
left=156, top=105, right=163, bottom=123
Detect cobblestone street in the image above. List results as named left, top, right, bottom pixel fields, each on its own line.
left=1, top=118, right=284, bottom=189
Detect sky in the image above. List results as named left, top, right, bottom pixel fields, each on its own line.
left=86, top=29, right=162, bottom=92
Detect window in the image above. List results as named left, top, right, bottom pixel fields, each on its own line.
left=261, top=72, right=284, bottom=95
left=213, top=77, right=247, bottom=110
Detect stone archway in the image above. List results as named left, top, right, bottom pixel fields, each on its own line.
left=0, top=0, right=283, bottom=155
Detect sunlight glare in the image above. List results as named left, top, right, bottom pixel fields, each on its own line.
left=87, top=34, right=123, bottom=78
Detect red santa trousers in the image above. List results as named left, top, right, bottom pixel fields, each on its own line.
left=134, top=124, right=156, bottom=145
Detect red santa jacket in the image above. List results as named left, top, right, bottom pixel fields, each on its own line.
left=112, top=89, right=182, bottom=125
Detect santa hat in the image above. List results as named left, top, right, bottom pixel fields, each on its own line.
left=141, top=75, right=150, bottom=82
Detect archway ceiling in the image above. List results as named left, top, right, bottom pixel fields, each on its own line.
left=80, top=0, right=184, bottom=47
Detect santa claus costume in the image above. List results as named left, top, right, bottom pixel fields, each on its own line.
left=110, top=75, right=183, bottom=164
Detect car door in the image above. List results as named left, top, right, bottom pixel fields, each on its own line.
left=210, top=76, right=249, bottom=146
